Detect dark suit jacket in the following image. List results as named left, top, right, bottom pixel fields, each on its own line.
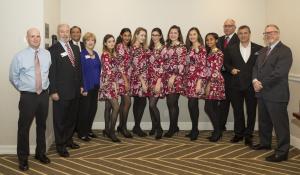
left=49, top=41, right=82, bottom=100
left=224, top=42, right=263, bottom=90
left=218, top=33, right=240, bottom=53
left=70, top=40, right=85, bottom=52
left=252, top=41, right=293, bottom=102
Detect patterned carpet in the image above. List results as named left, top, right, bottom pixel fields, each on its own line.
left=1, top=130, right=300, bottom=175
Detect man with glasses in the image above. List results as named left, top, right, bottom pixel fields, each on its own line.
left=218, top=19, right=240, bottom=132
left=252, top=24, right=293, bottom=162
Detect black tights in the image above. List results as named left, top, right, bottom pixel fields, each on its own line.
left=166, top=93, right=180, bottom=131
left=204, top=100, right=222, bottom=136
left=133, top=96, right=147, bottom=128
left=104, top=98, right=120, bottom=133
left=149, top=97, right=162, bottom=131
left=119, top=95, right=131, bottom=129
left=188, top=97, right=199, bottom=131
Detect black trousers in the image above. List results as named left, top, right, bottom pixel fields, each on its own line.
left=231, top=87, right=257, bottom=137
left=17, top=91, right=49, bottom=161
left=258, top=99, right=290, bottom=156
left=77, top=88, right=98, bottom=137
left=220, top=72, right=232, bottom=130
left=53, top=97, right=79, bottom=151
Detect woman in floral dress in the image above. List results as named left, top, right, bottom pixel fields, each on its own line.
left=99, top=34, right=121, bottom=142
left=184, top=27, right=207, bottom=141
left=115, top=28, right=133, bottom=138
left=204, top=32, right=226, bottom=142
left=163, top=25, right=187, bottom=138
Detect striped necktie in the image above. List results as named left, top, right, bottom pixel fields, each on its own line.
left=34, top=50, right=42, bottom=94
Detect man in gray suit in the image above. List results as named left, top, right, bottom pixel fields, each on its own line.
left=252, top=24, right=293, bottom=162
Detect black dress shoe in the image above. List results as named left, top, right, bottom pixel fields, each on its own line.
left=19, top=160, right=29, bottom=171
left=230, top=135, right=243, bottom=143
left=251, top=144, right=271, bottom=150
left=35, top=154, right=51, bottom=164
left=79, top=136, right=91, bottom=142
left=88, top=132, right=97, bottom=138
left=244, top=137, right=253, bottom=146
left=164, top=126, right=179, bottom=138
left=66, top=142, right=80, bottom=149
left=117, top=126, right=133, bottom=138
left=155, top=129, right=163, bottom=140
left=58, top=150, right=70, bottom=157
left=149, top=129, right=155, bottom=136
left=265, top=154, right=288, bottom=162
left=132, top=126, right=147, bottom=137
left=190, top=130, right=199, bottom=141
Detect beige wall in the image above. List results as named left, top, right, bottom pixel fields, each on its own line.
left=266, top=0, right=300, bottom=148
left=60, top=0, right=267, bottom=126
left=0, top=0, right=60, bottom=153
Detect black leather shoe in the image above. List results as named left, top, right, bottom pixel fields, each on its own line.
left=132, top=126, right=147, bottom=137
left=66, top=142, right=80, bottom=149
left=88, top=132, right=97, bottom=138
left=244, top=137, right=253, bottom=146
left=251, top=144, right=271, bottom=150
left=117, top=126, right=133, bottom=138
left=58, top=150, right=70, bottom=157
left=79, top=136, right=91, bottom=142
left=19, top=160, right=29, bottom=171
left=164, top=126, right=179, bottom=138
left=230, top=135, right=243, bottom=143
left=265, top=154, right=288, bottom=162
left=155, top=129, right=163, bottom=140
left=149, top=129, right=155, bottom=136
left=190, top=130, right=199, bottom=141
left=35, top=154, right=51, bottom=164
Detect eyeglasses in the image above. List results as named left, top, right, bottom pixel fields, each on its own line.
left=151, top=34, right=161, bottom=37
left=263, top=31, right=278, bottom=36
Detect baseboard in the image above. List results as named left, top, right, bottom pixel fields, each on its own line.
left=291, top=135, right=300, bottom=149
left=0, top=133, right=54, bottom=155
left=289, top=73, right=300, bottom=83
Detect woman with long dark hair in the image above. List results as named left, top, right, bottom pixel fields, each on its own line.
left=147, top=28, right=166, bottom=139
left=204, top=33, right=225, bottom=142
left=184, top=27, right=207, bottom=141
left=115, top=28, right=133, bottom=138
left=163, top=25, right=187, bottom=138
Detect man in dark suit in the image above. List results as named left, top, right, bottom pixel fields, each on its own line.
left=224, top=25, right=263, bottom=146
left=70, top=26, right=85, bottom=52
left=49, top=24, right=82, bottom=157
left=218, top=19, right=240, bottom=131
left=252, top=24, right=293, bottom=162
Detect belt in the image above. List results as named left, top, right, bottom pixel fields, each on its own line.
left=20, top=90, right=48, bottom=95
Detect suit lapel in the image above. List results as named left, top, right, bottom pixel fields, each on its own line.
left=262, top=41, right=282, bottom=66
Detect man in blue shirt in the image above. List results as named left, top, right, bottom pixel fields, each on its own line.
left=9, top=28, right=52, bottom=171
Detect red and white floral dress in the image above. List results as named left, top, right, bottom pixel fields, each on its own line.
left=147, top=46, right=166, bottom=98
left=116, top=43, right=132, bottom=96
left=184, top=46, right=208, bottom=98
left=130, top=45, right=150, bottom=97
left=205, top=49, right=226, bottom=100
left=163, top=44, right=187, bottom=95
left=99, top=52, right=119, bottom=100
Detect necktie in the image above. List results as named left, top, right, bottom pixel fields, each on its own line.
left=263, top=46, right=271, bottom=63
left=224, top=36, right=230, bottom=48
left=65, top=43, right=76, bottom=67
left=34, top=50, right=42, bottom=94
left=75, top=42, right=81, bottom=52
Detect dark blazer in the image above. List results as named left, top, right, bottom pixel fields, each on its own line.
left=252, top=41, right=293, bottom=102
left=70, top=40, right=85, bottom=52
left=49, top=41, right=82, bottom=100
left=225, top=42, right=263, bottom=90
left=218, top=33, right=240, bottom=53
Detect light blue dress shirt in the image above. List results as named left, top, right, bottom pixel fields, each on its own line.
left=9, top=47, right=52, bottom=92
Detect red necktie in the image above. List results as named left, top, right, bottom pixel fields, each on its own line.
left=224, top=36, right=229, bottom=48
left=65, top=43, right=76, bottom=67
left=34, top=50, right=42, bottom=94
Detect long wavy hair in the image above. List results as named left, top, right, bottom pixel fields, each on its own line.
left=185, top=27, right=204, bottom=51
left=166, top=25, right=184, bottom=47
left=149, top=28, right=165, bottom=51
left=116, top=28, right=131, bottom=46
left=131, top=27, right=148, bottom=49
left=102, top=34, right=116, bottom=57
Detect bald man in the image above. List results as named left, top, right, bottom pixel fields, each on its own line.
left=218, top=19, right=240, bottom=131
left=49, top=24, right=82, bottom=157
left=9, top=28, right=52, bottom=171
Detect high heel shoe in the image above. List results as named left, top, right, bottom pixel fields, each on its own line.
left=164, top=126, right=179, bottom=138
left=185, top=131, right=192, bottom=138
left=149, top=128, right=155, bottom=136
left=190, top=130, right=199, bottom=141
left=102, top=130, right=109, bottom=138
left=109, top=132, right=121, bottom=142
left=132, top=126, right=147, bottom=137
left=155, top=129, right=163, bottom=140
left=117, top=126, right=133, bottom=138
left=208, top=134, right=222, bottom=142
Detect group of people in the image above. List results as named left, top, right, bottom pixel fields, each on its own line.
left=9, top=18, right=293, bottom=171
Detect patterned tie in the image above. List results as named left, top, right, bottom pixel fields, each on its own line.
left=263, top=46, right=271, bottom=63
left=34, top=50, right=42, bottom=94
left=65, top=43, right=76, bottom=67
left=224, top=36, right=230, bottom=48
